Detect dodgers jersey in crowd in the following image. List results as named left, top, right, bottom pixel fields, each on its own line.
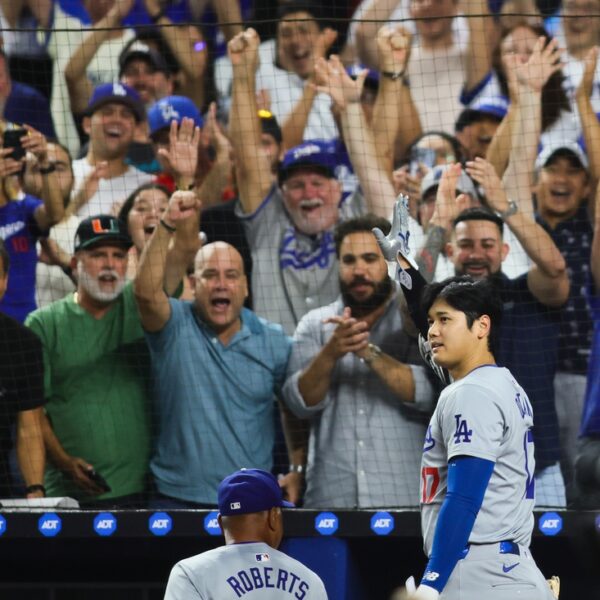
left=163, top=542, right=328, bottom=600
left=420, top=365, right=535, bottom=556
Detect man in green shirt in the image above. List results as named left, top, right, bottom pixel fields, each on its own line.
left=26, top=214, right=150, bottom=506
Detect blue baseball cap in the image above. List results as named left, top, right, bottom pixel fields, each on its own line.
left=279, top=140, right=338, bottom=185
left=218, top=469, right=294, bottom=516
left=86, top=82, right=145, bottom=122
left=455, top=96, right=508, bottom=131
left=148, top=96, right=204, bottom=138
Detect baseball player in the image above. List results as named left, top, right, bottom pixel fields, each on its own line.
left=404, top=276, right=555, bottom=600
left=163, top=469, right=328, bottom=600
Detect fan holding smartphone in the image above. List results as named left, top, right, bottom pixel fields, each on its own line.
left=0, top=122, right=65, bottom=322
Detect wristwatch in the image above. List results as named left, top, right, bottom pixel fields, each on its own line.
left=495, top=200, right=518, bottom=220
left=361, top=343, right=382, bottom=365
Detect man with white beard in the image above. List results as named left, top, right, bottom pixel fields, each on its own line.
left=25, top=214, right=151, bottom=507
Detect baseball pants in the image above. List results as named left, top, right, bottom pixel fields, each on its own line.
left=440, top=542, right=555, bottom=600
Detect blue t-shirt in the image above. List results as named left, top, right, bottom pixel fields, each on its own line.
left=146, top=302, right=292, bottom=504
left=581, top=282, right=600, bottom=437
left=496, top=274, right=561, bottom=470
left=5, top=82, right=56, bottom=139
left=0, top=195, right=44, bottom=322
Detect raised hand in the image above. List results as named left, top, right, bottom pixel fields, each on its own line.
left=465, top=157, right=509, bottom=214
left=157, top=117, right=201, bottom=180
left=514, top=36, right=563, bottom=93
left=203, top=102, right=231, bottom=161
left=165, top=190, right=202, bottom=225
left=228, top=28, right=260, bottom=77
left=314, top=27, right=338, bottom=62
left=430, top=163, right=468, bottom=230
left=20, top=125, right=47, bottom=163
left=109, top=0, right=135, bottom=22
left=313, top=54, right=366, bottom=111
left=373, top=194, right=412, bottom=260
left=376, top=25, right=411, bottom=74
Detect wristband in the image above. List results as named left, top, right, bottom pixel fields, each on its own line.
left=382, top=70, right=406, bottom=82
left=39, top=163, right=56, bottom=175
left=289, top=464, right=305, bottom=474
left=25, top=484, right=46, bottom=495
left=160, top=219, right=176, bottom=233
left=494, top=199, right=518, bottom=220
left=361, top=343, right=382, bottom=365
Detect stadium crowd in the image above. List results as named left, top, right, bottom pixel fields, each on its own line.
left=0, top=0, right=599, bottom=511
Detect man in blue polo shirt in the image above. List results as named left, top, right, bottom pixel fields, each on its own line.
left=134, top=190, right=292, bottom=507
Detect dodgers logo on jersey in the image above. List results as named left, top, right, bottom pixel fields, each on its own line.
left=370, top=512, right=394, bottom=536
left=0, top=514, right=6, bottom=536
left=93, top=512, right=117, bottom=537
left=38, top=513, right=62, bottom=537
left=453, top=414, right=472, bottom=443
left=315, top=512, right=338, bottom=535
left=538, top=512, right=562, bottom=536
left=204, top=511, right=222, bottom=536
left=148, top=512, right=172, bottom=536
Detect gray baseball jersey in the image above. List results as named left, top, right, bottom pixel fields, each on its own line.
left=163, top=542, right=328, bottom=600
left=420, top=365, right=535, bottom=556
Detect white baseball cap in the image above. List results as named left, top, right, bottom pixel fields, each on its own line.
left=535, top=141, right=589, bottom=172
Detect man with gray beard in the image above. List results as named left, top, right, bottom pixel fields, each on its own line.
left=25, top=214, right=151, bottom=506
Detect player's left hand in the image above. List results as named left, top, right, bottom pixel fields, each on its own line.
left=157, top=117, right=201, bottom=181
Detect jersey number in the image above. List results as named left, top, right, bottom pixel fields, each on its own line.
left=523, top=429, right=535, bottom=500
left=421, top=467, right=440, bottom=504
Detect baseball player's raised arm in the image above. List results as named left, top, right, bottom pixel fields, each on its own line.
left=228, top=29, right=273, bottom=215
left=135, top=191, right=201, bottom=332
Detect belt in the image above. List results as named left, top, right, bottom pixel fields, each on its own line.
left=462, top=540, right=520, bottom=559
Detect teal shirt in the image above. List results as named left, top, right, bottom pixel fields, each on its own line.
left=146, top=301, right=292, bottom=504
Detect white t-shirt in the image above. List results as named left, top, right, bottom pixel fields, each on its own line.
left=215, top=39, right=338, bottom=141
left=47, top=5, right=136, bottom=155
left=35, top=215, right=80, bottom=308
left=72, top=158, right=152, bottom=217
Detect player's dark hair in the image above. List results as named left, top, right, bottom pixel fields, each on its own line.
left=421, top=275, right=503, bottom=355
left=453, top=207, right=504, bottom=237
left=334, top=214, right=391, bottom=257
left=118, top=182, right=172, bottom=227
left=0, top=238, right=9, bottom=274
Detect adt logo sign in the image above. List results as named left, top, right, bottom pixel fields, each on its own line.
left=0, top=514, right=5, bottom=536
left=315, top=512, right=338, bottom=536
left=149, top=512, right=172, bottom=536
left=539, top=512, right=563, bottom=536
left=204, top=511, right=222, bottom=536
left=38, top=513, right=62, bottom=537
left=93, top=512, right=117, bottom=537
left=370, top=511, right=394, bottom=536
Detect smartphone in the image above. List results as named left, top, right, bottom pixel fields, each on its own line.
left=86, top=469, right=111, bottom=493
left=3, top=128, right=27, bottom=160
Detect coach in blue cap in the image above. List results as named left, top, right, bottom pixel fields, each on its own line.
left=164, top=469, right=328, bottom=599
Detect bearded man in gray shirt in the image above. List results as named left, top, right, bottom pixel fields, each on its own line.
left=283, top=215, right=437, bottom=508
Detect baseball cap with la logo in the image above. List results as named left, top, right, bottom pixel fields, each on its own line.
left=85, top=82, right=145, bottom=122
left=74, top=215, right=133, bottom=252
